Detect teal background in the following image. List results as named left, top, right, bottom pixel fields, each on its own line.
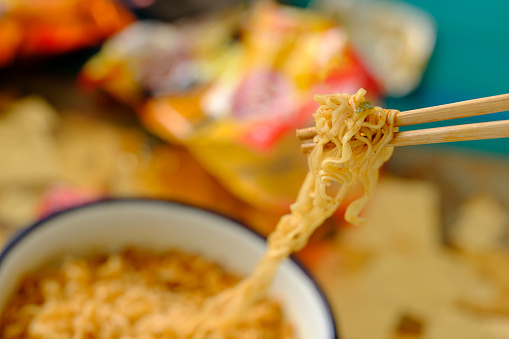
left=384, top=0, right=509, bottom=155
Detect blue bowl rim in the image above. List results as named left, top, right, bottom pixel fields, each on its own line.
left=0, top=197, right=339, bottom=339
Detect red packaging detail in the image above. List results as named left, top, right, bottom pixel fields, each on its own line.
left=233, top=69, right=295, bottom=121
left=37, top=185, right=105, bottom=218
left=318, top=51, right=382, bottom=99
left=234, top=69, right=300, bottom=153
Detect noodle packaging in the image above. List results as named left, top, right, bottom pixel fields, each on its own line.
left=79, top=3, right=382, bottom=216
left=0, top=200, right=337, bottom=338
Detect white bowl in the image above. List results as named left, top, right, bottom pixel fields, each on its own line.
left=0, top=199, right=337, bottom=338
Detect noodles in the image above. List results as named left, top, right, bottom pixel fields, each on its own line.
left=191, top=89, right=398, bottom=335
left=0, top=249, right=293, bottom=339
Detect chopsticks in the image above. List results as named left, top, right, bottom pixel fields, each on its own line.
left=297, top=93, right=509, bottom=153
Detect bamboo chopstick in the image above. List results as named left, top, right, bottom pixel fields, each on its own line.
left=296, top=93, right=509, bottom=142
left=297, top=93, right=509, bottom=153
left=394, top=93, right=509, bottom=127
left=301, top=119, right=509, bottom=153
left=388, top=119, right=509, bottom=147
left=300, top=119, right=509, bottom=153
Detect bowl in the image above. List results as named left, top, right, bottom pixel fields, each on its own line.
left=0, top=199, right=337, bottom=339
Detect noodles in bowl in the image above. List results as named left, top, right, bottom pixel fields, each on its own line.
left=0, top=200, right=336, bottom=339
left=1, top=247, right=293, bottom=338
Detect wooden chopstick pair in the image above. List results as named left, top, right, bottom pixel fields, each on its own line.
left=297, top=93, right=509, bottom=153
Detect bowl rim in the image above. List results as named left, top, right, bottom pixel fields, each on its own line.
left=0, top=198, right=339, bottom=338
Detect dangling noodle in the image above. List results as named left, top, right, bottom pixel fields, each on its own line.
left=188, top=88, right=398, bottom=336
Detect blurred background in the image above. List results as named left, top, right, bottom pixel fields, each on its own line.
left=0, top=0, right=508, bottom=338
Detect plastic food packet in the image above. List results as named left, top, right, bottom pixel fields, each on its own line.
left=0, top=0, right=134, bottom=67
left=81, top=3, right=383, bottom=213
